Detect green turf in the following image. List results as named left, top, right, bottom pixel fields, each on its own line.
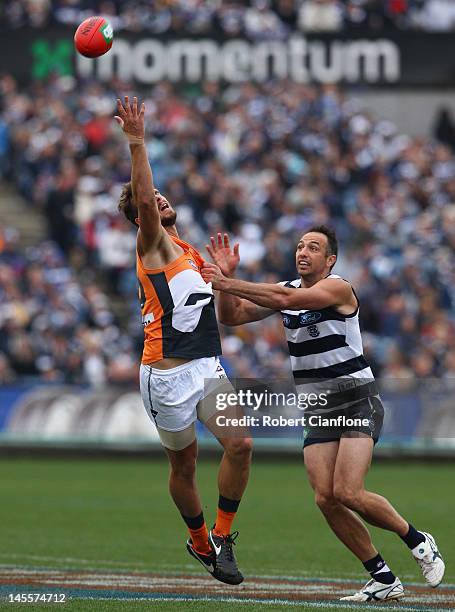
left=0, top=456, right=453, bottom=611
left=0, top=601, right=345, bottom=611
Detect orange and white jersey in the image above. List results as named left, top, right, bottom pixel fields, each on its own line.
left=137, top=236, right=222, bottom=364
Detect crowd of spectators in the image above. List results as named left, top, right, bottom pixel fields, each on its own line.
left=0, top=226, right=138, bottom=386
left=1, top=72, right=455, bottom=383
left=1, top=0, right=455, bottom=34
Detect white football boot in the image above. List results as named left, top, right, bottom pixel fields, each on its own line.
left=340, top=577, right=404, bottom=602
left=412, top=532, right=445, bottom=587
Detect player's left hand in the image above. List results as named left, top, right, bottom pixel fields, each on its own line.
left=201, top=262, right=225, bottom=289
left=206, top=233, right=240, bottom=277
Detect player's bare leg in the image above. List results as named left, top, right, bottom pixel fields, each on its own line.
left=165, top=439, right=214, bottom=562
left=333, top=437, right=409, bottom=534
left=202, top=409, right=253, bottom=585
left=333, top=435, right=445, bottom=589
left=305, top=440, right=404, bottom=601
left=166, top=440, right=202, bottom=518
left=216, top=436, right=252, bottom=501
left=304, top=441, right=377, bottom=562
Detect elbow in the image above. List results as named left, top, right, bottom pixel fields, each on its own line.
left=219, top=314, right=238, bottom=326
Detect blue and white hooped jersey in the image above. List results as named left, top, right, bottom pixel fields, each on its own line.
left=279, top=274, right=377, bottom=412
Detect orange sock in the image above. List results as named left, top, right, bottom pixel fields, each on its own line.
left=213, top=508, right=236, bottom=537
left=189, top=524, right=211, bottom=555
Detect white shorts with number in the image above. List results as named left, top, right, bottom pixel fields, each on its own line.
left=139, top=356, right=233, bottom=450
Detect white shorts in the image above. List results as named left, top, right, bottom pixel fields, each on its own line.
left=140, top=356, right=233, bottom=450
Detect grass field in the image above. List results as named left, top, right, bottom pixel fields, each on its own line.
left=0, top=455, right=453, bottom=611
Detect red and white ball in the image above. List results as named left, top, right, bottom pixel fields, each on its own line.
left=74, top=16, right=113, bottom=58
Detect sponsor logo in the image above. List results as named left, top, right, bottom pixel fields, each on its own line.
left=307, top=324, right=320, bottom=338
left=299, top=312, right=322, bottom=325
left=76, top=36, right=400, bottom=85
left=101, top=22, right=113, bottom=42
left=210, top=534, right=222, bottom=556
left=188, top=259, right=198, bottom=270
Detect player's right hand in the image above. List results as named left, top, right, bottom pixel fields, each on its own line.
left=206, top=233, right=240, bottom=277
left=114, top=96, right=145, bottom=142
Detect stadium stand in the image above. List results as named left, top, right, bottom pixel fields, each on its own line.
left=1, top=0, right=455, bottom=33
left=1, top=70, right=454, bottom=382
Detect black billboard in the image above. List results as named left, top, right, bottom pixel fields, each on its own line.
left=1, top=27, right=454, bottom=87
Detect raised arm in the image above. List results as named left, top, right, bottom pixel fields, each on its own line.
left=201, top=263, right=353, bottom=312
left=206, top=233, right=274, bottom=326
left=115, top=96, right=164, bottom=252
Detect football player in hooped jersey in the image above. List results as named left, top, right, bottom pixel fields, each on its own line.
left=202, top=227, right=445, bottom=602
left=114, top=96, right=251, bottom=585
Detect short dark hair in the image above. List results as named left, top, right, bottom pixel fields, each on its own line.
left=305, top=225, right=338, bottom=266
left=118, top=182, right=138, bottom=227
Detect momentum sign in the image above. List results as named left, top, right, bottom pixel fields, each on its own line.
left=1, top=27, right=455, bottom=87
left=76, top=37, right=400, bottom=84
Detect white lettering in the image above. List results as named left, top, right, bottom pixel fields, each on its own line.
left=79, top=37, right=400, bottom=84
left=134, top=40, right=165, bottom=82
left=345, top=40, right=400, bottom=83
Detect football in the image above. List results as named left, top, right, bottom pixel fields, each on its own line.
left=74, top=16, right=113, bottom=58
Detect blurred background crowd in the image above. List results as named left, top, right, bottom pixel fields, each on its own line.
left=1, top=69, right=455, bottom=384
left=2, top=0, right=455, bottom=34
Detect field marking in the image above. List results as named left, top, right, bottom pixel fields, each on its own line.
left=1, top=566, right=454, bottom=612
left=0, top=556, right=452, bottom=587
left=2, top=591, right=453, bottom=612
left=0, top=562, right=453, bottom=590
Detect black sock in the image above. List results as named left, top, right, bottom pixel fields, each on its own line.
left=400, top=523, right=425, bottom=550
left=218, top=494, right=240, bottom=513
left=363, top=554, right=396, bottom=585
left=181, top=511, right=205, bottom=530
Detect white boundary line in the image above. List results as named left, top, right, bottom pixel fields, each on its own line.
left=69, top=595, right=455, bottom=612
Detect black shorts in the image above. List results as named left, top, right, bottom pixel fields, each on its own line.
left=303, top=395, right=384, bottom=449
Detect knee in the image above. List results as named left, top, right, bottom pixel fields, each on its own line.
left=224, top=437, right=253, bottom=462
left=333, top=482, right=363, bottom=511
left=171, top=459, right=196, bottom=482
left=314, top=490, right=338, bottom=513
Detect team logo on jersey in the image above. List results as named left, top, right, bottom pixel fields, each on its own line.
left=142, top=313, right=155, bottom=327
left=282, top=315, right=291, bottom=327
left=299, top=312, right=322, bottom=325
left=188, top=259, right=198, bottom=270
left=307, top=324, right=320, bottom=338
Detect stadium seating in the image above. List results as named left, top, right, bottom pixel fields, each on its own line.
left=1, top=74, right=454, bottom=382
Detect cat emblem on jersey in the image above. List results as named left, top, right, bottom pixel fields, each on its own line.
left=307, top=324, right=320, bottom=338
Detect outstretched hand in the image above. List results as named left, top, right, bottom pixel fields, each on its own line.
left=205, top=233, right=240, bottom=277
left=114, top=96, right=145, bottom=143
left=201, top=262, right=226, bottom=290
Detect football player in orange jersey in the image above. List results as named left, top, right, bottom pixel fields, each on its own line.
left=114, top=96, right=251, bottom=585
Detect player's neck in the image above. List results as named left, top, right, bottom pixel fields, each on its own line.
left=300, top=271, right=330, bottom=288
left=165, top=226, right=179, bottom=239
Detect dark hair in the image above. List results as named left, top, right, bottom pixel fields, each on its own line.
left=305, top=225, right=338, bottom=267
left=118, top=182, right=138, bottom=227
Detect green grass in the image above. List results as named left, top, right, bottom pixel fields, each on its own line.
left=0, top=456, right=453, bottom=611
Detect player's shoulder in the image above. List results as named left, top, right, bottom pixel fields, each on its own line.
left=172, top=236, right=205, bottom=266
left=323, top=274, right=352, bottom=288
